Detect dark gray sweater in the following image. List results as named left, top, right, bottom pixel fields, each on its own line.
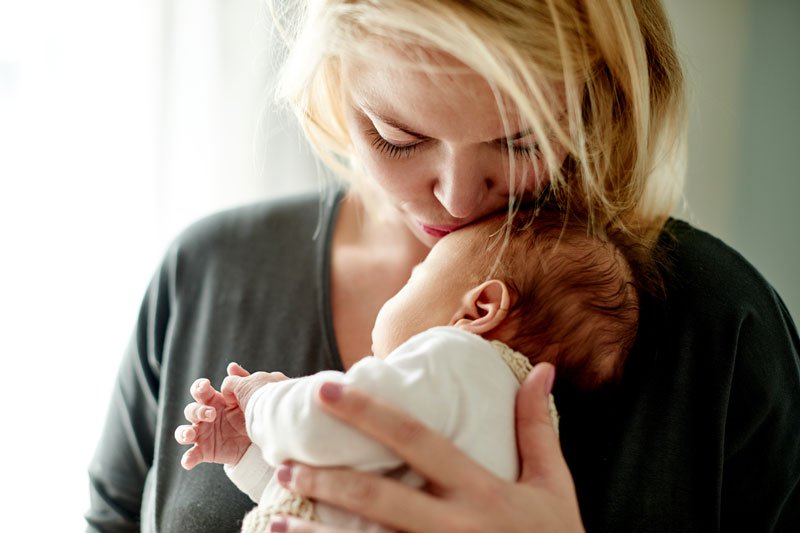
left=86, top=192, right=800, bottom=532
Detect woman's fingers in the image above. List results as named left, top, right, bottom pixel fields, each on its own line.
left=183, top=402, right=216, bottom=424
left=276, top=463, right=452, bottom=533
left=515, top=363, right=573, bottom=488
left=312, top=382, right=488, bottom=490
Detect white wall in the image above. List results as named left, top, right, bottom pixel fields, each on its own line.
left=1, top=2, right=161, bottom=530
left=665, top=0, right=800, bottom=322
left=0, top=1, right=316, bottom=530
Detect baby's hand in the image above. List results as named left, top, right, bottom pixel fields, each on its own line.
left=175, top=364, right=252, bottom=470
left=221, top=364, right=289, bottom=412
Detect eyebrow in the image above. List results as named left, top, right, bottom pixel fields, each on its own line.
left=496, top=128, right=535, bottom=142
left=359, top=102, right=534, bottom=143
left=361, top=104, right=428, bottom=139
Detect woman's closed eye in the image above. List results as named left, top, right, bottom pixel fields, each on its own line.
left=366, top=126, right=541, bottom=161
left=367, top=127, right=422, bottom=159
left=500, top=133, right=541, bottom=158
left=360, top=100, right=542, bottom=161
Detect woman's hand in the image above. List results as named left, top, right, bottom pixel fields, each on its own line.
left=269, top=362, right=584, bottom=532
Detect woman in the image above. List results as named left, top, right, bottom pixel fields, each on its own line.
left=86, top=1, right=800, bottom=531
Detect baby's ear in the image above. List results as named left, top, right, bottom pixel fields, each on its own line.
left=451, top=279, right=510, bottom=335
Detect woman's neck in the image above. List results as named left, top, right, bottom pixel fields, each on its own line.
left=336, top=192, right=429, bottom=263
left=329, top=192, right=429, bottom=368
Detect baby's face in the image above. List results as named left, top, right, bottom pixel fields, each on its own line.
left=371, top=230, right=476, bottom=358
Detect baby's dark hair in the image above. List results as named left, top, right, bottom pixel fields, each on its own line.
left=467, top=208, right=640, bottom=390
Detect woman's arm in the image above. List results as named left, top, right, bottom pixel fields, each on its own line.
left=720, top=293, right=800, bottom=530
left=85, top=262, right=169, bottom=532
left=270, top=362, right=585, bottom=533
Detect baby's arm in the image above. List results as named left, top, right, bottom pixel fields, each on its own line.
left=220, top=363, right=414, bottom=502
left=244, top=330, right=495, bottom=472
left=223, top=442, right=274, bottom=503
left=176, top=364, right=288, bottom=502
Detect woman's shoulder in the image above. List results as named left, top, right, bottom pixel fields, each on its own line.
left=152, top=191, right=341, bottom=293
left=176, top=192, right=328, bottom=252
left=167, top=191, right=339, bottom=267
left=660, top=218, right=787, bottom=318
left=665, top=218, right=760, bottom=284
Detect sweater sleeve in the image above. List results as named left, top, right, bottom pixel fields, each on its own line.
left=720, top=290, right=800, bottom=530
left=85, top=255, right=171, bottom=532
left=244, top=328, right=497, bottom=472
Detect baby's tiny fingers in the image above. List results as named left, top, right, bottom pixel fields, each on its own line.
left=181, top=446, right=203, bottom=471
left=191, top=378, right=217, bottom=404
left=184, top=402, right=216, bottom=423
left=174, top=425, right=196, bottom=445
left=221, top=375, right=240, bottom=393
left=227, top=362, right=251, bottom=377
left=221, top=375, right=242, bottom=405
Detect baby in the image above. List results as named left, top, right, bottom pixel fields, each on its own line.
left=175, top=208, right=639, bottom=532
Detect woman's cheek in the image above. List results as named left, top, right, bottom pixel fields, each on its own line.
left=510, top=157, right=549, bottom=194
left=362, top=155, right=424, bottom=196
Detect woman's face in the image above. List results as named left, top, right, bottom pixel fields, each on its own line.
left=343, top=51, right=564, bottom=248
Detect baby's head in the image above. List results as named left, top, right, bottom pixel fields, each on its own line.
left=371, top=209, right=639, bottom=390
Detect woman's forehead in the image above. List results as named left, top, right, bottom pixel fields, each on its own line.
left=345, top=59, right=529, bottom=140
left=344, top=48, right=487, bottom=101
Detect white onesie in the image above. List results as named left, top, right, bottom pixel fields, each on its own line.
left=225, top=326, right=548, bottom=532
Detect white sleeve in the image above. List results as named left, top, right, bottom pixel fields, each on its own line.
left=223, top=444, right=275, bottom=503
left=244, top=328, right=499, bottom=472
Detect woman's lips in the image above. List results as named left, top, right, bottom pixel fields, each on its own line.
left=419, top=223, right=463, bottom=238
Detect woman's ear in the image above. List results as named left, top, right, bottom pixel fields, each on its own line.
left=451, top=279, right=510, bottom=335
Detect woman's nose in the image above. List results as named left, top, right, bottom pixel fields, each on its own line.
left=433, top=150, right=496, bottom=219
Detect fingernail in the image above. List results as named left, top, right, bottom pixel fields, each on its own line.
left=270, top=517, right=288, bottom=533
left=319, top=382, right=342, bottom=402
left=202, top=407, right=214, bottom=419
left=545, top=365, right=556, bottom=396
left=276, top=463, right=293, bottom=485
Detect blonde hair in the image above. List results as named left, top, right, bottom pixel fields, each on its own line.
left=270, top=0, right=687, bottom=246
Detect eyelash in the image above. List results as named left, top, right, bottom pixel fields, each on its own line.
left=508, top=143, right=541, bottom=158
left=368, top=130, right=419, bottom=159
left=366, top=128, right=540, bottom=160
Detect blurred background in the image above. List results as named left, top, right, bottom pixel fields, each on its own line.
left=0, top=0, right=797, bottom=529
